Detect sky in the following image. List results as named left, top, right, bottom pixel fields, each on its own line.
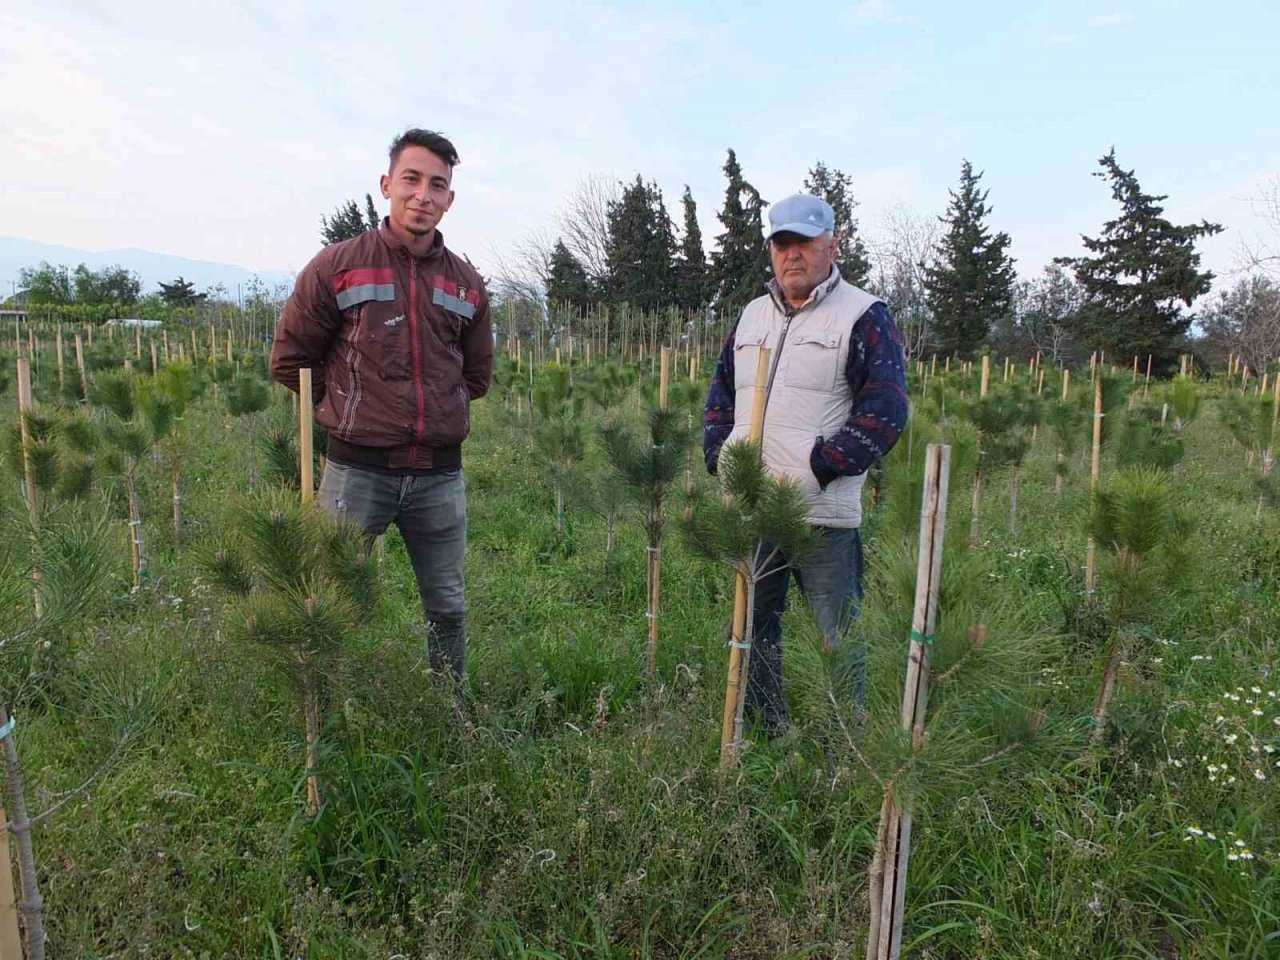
left=2, top=0, right=1278, bottom=295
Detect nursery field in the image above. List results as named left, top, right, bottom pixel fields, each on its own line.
left=2, top=327, right=1279, bottom=959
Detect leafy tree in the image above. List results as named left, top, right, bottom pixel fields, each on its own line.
left=158, top=277, right=207, bottom=306
left=1199, top=274, right=1280, bottom=375
left=545, top=239, right=594, bottom=313
left=923, top=160, right=1016, bottom=359
left=604, top=175, right=677, bottom=310
left=321, top=193, right=381, bottom=245
left=674, top=185, right=710, bottom=310
left=1014, top=264, right=1081, bottom=364
left=1056, top=149, right=1222, bottom=372
left=72, top=264, right=142, bottom=305
left=712, top=149, right=770, bottom=312
left=804, top=161, right=872, bottom=287
left=18, top=262, right=73, bottom=305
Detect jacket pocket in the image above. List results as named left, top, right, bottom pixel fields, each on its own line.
left=784, top=329, right=842, bottom=392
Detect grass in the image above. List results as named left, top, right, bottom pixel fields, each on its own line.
left=1, top=353, right=1277, bottom=958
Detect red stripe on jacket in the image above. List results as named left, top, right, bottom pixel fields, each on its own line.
left=334, top=268, right=396, bottom=292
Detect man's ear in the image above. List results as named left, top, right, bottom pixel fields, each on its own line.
left=380, top=173, right=391, bottom=200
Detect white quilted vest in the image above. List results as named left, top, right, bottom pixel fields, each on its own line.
left=725, top=269, right=881, bottom=529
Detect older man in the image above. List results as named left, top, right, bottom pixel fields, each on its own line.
left=703, top=193, right=907, bottom=734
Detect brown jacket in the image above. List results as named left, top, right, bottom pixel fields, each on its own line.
left=270, top=221, right=493, bottom=470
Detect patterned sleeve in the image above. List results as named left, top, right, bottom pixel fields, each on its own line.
left=809, top=301, right=908, bottom=488
left=701, top=320, right=739, bottom=474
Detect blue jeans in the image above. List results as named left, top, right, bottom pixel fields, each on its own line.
left=749, top=527, right=864, bottom=728
left=318, top=461, right=468, bottom=680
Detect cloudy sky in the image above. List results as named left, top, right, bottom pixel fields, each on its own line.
left=2, top=0, right=1277, bottom=290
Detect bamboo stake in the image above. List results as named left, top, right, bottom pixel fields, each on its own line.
left=74, top=333, right=88, bottom=401
left=1, top=708, right=45, bottom=960
left=299, top=369, right=314, bottom=502
left=1085, top=375, right=1103, bottom=599
left=719, top=347, right=771, bottom=773
left=0, top=793, right=22, bottom=960
left=17, top=359, right=42, bottom=619
left=1144, top=355, right=1152, bottom=398
left=969, top=357, right=991, bottom=548
left=867, top=443, right=951, bottom=960
left=55, top=328, right=64, bottom=389
left=647, top=348, right=671, bottom=676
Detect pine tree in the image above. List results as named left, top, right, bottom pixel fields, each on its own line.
left=923, top=161, right=1016, bottom=359
left=363, top=193, right=380, bottom=230
left=675, top=186, right=709, bottom=310
left=712, top=150, right=770, bottom=312
left=804, top=161, right=872, bottom=287
left=158, top=277, right=207, bottom=306
left=1057, top=150, right=1222, bottom=372
left=545, top=240, right=594, bottom=314
left=604, top=176, right=677, bottom=310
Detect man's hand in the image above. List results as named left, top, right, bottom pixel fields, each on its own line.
left=810, top=436, right=840, bottom=491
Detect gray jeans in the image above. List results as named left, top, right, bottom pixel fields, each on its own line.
left=318, top=460, right=468, bottom=680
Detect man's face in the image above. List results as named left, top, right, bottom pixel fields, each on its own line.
left=770, top=231, right=838, bottom=304
left=380, top=145, right=455, bottom=238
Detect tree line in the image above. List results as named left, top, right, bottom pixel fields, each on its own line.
left=324, top=146, right=1248, bottom=375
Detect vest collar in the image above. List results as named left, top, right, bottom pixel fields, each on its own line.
left=767, top=265, right=843, bottom=315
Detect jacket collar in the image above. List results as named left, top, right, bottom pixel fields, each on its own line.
left=378, top=217, right=446, bottom=262
left=767, top=265, right=843, bottom=316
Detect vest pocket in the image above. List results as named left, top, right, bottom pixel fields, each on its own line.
left=733, top=330, right=769, bottom=388
left=785, top=330, right=842, bottom=391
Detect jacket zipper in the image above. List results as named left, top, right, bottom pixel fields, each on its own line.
left=407, top=259, right=426, bottom=462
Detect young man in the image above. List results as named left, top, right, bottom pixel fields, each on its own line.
left=703, top=193, right=908, bottom=733
left=270, top=128, right=492, bottom=683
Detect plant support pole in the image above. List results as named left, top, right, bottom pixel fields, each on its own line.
left=16, top=359, right=43, bottom=619
left=1085, top=374, right=1103, bottom=598
left=719, top=347, right=771, bottom=772
left=299, top=368, right=314, bottom=502
left=867, top=443, right=951, bottom=960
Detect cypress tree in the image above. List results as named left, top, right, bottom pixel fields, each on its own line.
left=675, top=186, right=710, bottom=310
left=546, top=239, right=594, bottom=314
left=1056, top=149, right=1222, bottom=372
left=605, top=176, right=677, bottom=310
left=712, top=150, right=770, bottom=311
left=804, top=161, right=872, bottom=287
left=923, top=160, right=1016, bottom=359
left=321, top=194, right=379, bottom=246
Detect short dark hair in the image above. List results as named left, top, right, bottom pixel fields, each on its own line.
left=388, top=129, right=459, bottom=172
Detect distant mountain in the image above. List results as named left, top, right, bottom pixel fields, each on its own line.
left=0, top=236, right=297, bottom=299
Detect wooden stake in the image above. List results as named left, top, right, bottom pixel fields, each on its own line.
left=74, top=333, right=88, bottom=401
left=1085, top=375, right=1103, bottom=598
left=55, top=328, right=64, bottom=388
left=299, top=369, right=314, bottom=502
left=720, top=347, right=771, bottom=772
left=135, top=324, right=142, bottom=360
left=980, top=355, right=990, bottom=397
left=867, top=443, right=951, bottom=960
left=1144, top=354, right=1152, bottom=398
left=1062, top=368, right=1070, bottom=402
left=150, top=339, right=159, bottom=375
